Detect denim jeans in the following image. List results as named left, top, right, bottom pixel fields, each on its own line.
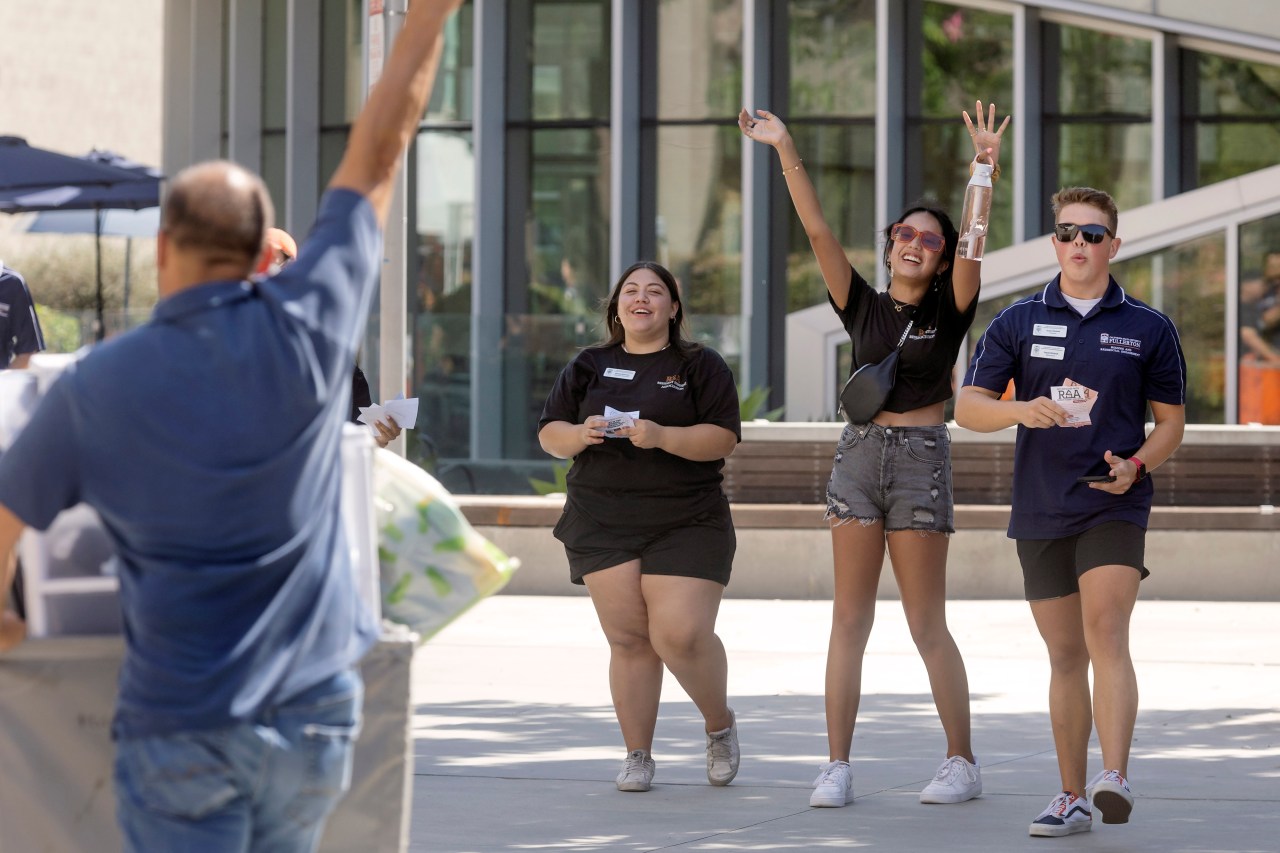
left=114, top=668, right=363, bottom=853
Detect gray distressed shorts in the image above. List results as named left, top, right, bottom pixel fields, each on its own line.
left=825, top=422, right=955, bottom=533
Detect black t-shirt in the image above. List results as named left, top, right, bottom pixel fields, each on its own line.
left=829, top=264, right=977, bottom=413
left=539, top=343, right=741, bottom=528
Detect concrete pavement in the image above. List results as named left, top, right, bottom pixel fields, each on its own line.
left=409, top=596, right=1279, bottom=852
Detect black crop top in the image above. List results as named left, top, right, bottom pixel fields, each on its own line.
left=828, top=264, right=977, bottom=414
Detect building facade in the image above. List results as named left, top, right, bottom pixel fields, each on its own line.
left=163, top=0, right=1280, bottom=487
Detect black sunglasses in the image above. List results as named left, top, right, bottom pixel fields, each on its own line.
left=1054, top=223, right=1114, bottom=244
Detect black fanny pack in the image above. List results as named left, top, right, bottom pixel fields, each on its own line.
left=838, top=320, right=913, bottom=425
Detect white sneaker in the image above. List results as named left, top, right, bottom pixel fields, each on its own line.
left=1087, top=769, right=1134, bottom=824
left=809, top=760, right=854, bottom=807
left=616, top=749, right=655, bottom=792
left=1029, top=791, right=1092, bottom=837
left=919, top=755, right=982, bottom=804
left=706, top=709, right=740, bottom=786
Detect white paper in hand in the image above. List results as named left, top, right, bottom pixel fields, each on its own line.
left=1050, top=378, right=1098, bottom=427
left=602, top=405, right=639, bottom=437
left=358, top=394, right=419, bottom=436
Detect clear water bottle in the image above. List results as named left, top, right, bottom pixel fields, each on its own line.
left=957, top=161, right=994, bottom=261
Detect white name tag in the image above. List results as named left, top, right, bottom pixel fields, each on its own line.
left=1031, top=343, right=1065, bottom=360
left=603, top=367, right=636, bottom=380
left=1034, top=323, right=1067, bottom=338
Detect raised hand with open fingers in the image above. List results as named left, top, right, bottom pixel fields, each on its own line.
left=738, top=107, right=790, bottom=148
left=961, top=100, right=1010, bottom=168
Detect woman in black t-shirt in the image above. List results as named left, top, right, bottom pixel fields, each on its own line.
left=538, top=261, right=742, bottom=794
left=740, top=101, right=1007, bottom=809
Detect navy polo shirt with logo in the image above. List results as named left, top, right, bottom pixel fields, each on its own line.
left=963, top=275, right=1186, bottom=540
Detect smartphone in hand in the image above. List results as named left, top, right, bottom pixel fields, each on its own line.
left=1076, top=474, right=1116, bottom=484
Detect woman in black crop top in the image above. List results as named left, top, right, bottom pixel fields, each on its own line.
left=539, top=261, right=743, bottom=794
left=741, top=101, right=1008, bottom=809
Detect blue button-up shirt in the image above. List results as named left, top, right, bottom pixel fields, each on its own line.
left=964, top=275, right=1186, bottom=539
left=0, top=189, right=381, bottom=737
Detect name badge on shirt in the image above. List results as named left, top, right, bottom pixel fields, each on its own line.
left=604, top=367, right=636, bottom=380
left=1033, top=323, right=1067, bottom=338
left=1031, top=343, right=1066, bottom=360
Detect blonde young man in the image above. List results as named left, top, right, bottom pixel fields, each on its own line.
left=956, top=187, right=1186, bottom=837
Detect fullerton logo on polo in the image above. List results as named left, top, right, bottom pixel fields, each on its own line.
left=1099, top=332, right=1142, bottom=354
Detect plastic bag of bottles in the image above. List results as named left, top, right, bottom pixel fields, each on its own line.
left=373, top=450, right=519, bottom=641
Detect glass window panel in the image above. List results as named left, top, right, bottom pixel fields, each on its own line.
left=788, top=0, right=876, bottom=117
left=261, top=132, right=286, bottom=219
left=1192, top=121, right=1280, bottom=187
left=783, top=123, right=876, bottom=312
left=410, top=131, right=476, bottom=463
left=914, top=5, right=1012, bottom=250
left=656, top=0, right=742, bottom=120
left=497, top=127, right=610, bottom=462
left=318, top=129, right=348, bottom=192
left=1112, top=232, right=1226, bottom=424
left=527, top=128, right=611, bottom=317
left=1055, top=123, right=1151, bottom=214
left=530, top=0, right=610, bottom=121
left=425, top=0, right=476, bottom=123
left=320, top=0, right=364, bottom=126
left=1052, top=25, right=1151, bottom=114
left=920, top=4, right=1013, bottom=117
left=917, top=122, right=1015, bottom=252
left=655, top=125, right=743, bottom=319
left=1237, top=213, right=1280, bottom=424
left=501, top=314, right=603, bottom=464
left=1192, top=52, right=1280, bottom=117
left=262, top=0, right=287, bottom=131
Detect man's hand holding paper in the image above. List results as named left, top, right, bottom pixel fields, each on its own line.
left=1050, top=378, right=1099, bottom=427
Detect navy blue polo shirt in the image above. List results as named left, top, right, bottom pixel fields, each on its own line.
left=0, top=189, right=381, bottom=738
left=963, top=275, right=1186, bottom=539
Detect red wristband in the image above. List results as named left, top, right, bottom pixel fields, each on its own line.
left=1129, top=455, right=1146, bottom=481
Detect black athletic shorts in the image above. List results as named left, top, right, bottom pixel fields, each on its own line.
left=1016, top=520, right=1149, bottom=601
left=553, top=497, right=736, bottom=586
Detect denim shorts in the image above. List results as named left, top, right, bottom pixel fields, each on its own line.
left=825, top=422, right=955, bottom=533
left=114, top=668, right=363, bottom=853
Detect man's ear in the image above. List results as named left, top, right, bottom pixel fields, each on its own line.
left=1109, top=237, right=1122, bottom=260
left=252, top=243, right=274, bottom=277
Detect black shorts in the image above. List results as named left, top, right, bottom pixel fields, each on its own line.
left=1016, top=520, right=1149, bottom=601
left=553, top=498, right=736, bottom=586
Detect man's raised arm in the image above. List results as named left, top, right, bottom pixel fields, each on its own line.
left=328, top=0, right=464, bottom=225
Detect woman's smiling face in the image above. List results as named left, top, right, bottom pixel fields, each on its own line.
left=889, top=210, right=949, bottom=282
left=616, top=268, right=678, bottom=336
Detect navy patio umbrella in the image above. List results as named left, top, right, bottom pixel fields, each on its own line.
left=0, top=136, right=152, bottom=193
left=0, top=146, right=161, bottom=341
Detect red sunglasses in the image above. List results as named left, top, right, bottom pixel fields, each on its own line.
left=890, top=223, right=946, bottom=253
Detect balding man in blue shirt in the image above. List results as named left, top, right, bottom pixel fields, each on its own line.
left=0, top=2, right=463, bottom=850
left=956, top=186, right=1186, bottom=839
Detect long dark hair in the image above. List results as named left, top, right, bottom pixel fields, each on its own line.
left=599, top=261, right=702, bottom=357
left=881, top=199, right=959, bottom=294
